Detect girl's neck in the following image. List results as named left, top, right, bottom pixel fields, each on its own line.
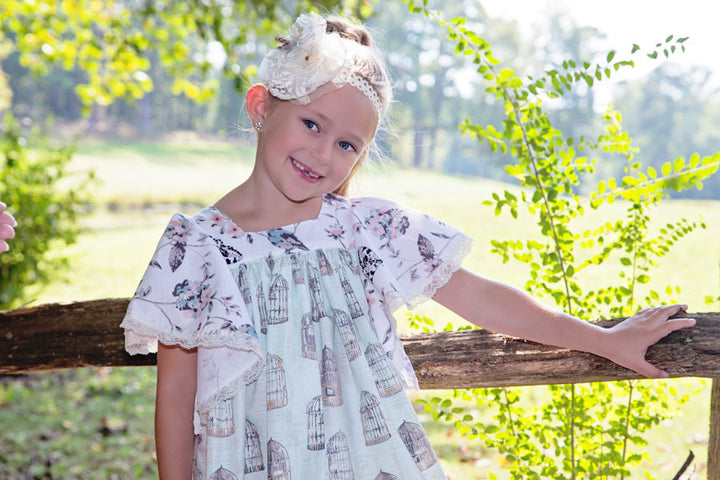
left=214, top=180, right=324, bottom=233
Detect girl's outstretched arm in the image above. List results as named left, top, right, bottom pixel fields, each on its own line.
left=432, top=268, right=696, bottom=378
left=156, top=343, right=197, bottom=480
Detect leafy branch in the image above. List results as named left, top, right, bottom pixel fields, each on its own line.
left=402, top=0, right=716, bottom=478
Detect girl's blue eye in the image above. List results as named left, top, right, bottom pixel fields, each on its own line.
left=303, top=119, right=318, bottom=131
left=338, top=141, right=356, bottom=152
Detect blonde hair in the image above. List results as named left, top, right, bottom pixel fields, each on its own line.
left=271, top=15, right=392, bottom=196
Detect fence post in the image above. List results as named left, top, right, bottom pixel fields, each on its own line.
left=709, top=378, right=720, bottom=480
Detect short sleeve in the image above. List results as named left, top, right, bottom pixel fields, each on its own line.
left=120, top=213, right=263, bottom=383
left=351, top=197, right=473, bottom=312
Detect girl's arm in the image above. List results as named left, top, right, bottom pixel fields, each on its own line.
left=432, top=268, right=696, bottom=378
left=155, top=343, right=198, bottom=480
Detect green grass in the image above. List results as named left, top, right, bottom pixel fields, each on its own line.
left=5, top=138, right=719, bottom=478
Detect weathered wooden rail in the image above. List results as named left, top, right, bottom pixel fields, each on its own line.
left=2, top=299, right=720, bottom=477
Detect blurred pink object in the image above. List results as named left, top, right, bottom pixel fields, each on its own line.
left=0, top=201, right=17, bottom=253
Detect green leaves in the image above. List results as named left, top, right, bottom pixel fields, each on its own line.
left=0, top=113, right=94, bottom=308
left=0, top=0, right=371, bottom=110
left=402, top=3, right=714, bottom=478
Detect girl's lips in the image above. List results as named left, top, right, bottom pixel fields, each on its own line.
left=291, top=157, right=324, bottom=182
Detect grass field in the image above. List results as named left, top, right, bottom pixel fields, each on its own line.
left=3, top=138, right=718, bottom=478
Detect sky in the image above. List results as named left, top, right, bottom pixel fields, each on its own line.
left=480, top=0, right=719, bottom=86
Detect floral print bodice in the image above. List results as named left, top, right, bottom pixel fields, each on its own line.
left=121, top=193, right=472, bottom=427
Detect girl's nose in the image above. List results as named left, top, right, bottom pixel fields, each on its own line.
left=312, top=140, right=333, bottom=166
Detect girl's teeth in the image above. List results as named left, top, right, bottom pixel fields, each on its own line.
left=292, top=159, right=320, bottom=179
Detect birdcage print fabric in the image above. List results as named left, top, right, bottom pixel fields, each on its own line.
left=121, top=194, right=473, bottom=479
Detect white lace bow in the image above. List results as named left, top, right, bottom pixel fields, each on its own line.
left=258, top=13, right=383, bottom=118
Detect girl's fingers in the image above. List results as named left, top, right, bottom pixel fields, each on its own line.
left=0, top=211, right=17, bottom=227
left=636, top=362, right=668, bottom=379
left=665, top=317, right=696, bottom=332
left=0, top=223, right=15, bottom=240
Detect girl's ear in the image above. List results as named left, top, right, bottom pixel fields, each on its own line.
left=246, top=84, right=270, bottom=124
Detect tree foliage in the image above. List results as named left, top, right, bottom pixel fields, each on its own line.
left=403, top=1, right=718, bottom=478
left=0, top=114, right=93, bottom=308
left=0, top=0, right=374, bottom=111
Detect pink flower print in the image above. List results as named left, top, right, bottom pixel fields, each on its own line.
left=173, top=279, right=213, bottom=320
left=383, top=209, right=409, bottom=240
left=225, top=224, right=242, bottom=236
left=364, top=208, right=410, bottom=243
left=364, top=210, right=386, bottom=236
left=209, top=212, right=225, bottom=226
left=325, top=224, right=345, bottom=240
left=166, top=217, right=191, bottom=242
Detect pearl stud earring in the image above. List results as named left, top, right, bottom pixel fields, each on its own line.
left=253, top=121, right=263, bottom=132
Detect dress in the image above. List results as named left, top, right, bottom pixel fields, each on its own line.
left=121, top=193, right=472, bottom=480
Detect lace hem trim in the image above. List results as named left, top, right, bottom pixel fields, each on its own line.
left=121, top=319, right=263, bottom=379
left=193, top=365, right=264, bottom=425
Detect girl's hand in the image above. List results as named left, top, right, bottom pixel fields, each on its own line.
left=603, top=304, right=695, bottom=378
left=0, top=202, right=17, bottom=253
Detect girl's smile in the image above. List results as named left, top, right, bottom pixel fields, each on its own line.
left=290, top=157, right=323, bottom=181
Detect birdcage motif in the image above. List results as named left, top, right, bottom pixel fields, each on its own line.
left=359, top=391, right=391, bottom=446
left=244, top=419, right=264, bottom=473
left=338, top=268, right=363, bottom=319
left=365, top=343, right=403, bottom=398
left=257, top=283, right=268, bottom=334
left=265, top=254, right=275, bottom=272
left=290, top=253, right=304, bottom=284
left=398, top=421, right=437, bottom=471
left=307, top=265, right=327, bottom=321
left=316, top=249, right=334, bottom=275
left=209, top=466, right=238, bottom=480
left=236, top=263, right=252, bottom=305
left=207, top=398, right=235, bottom=438
left=321, top=346, right=343, bottom=407
left=374, top=472, right=398, bottom=480
left=339, top=249, right=359, bottom=274
left=306, top=395, right=325, bottom=450
left=301, top=313, right=317, bottom=360
left=268, top=274, right=289, bottom=326
left=327, top=431, right=354, bottom=480
left=333, top=308, right=361, bottom=361
left=266, top=354, right=288, bottom=410
left=267, top=439, right=291, bottom=480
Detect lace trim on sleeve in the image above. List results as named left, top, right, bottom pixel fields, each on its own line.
left=121, top=317, right=260, bottom=357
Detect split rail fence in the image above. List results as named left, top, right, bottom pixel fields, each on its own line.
left=2, top=299, right=719, bottom=478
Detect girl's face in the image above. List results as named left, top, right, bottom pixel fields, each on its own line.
left=254, top=84, right=378, bottom=204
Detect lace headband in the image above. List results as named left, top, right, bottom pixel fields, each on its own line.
left=257, top=13, right=384, bottom=119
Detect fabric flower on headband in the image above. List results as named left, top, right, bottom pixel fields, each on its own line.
left=258, top=12, right=383, bottom=118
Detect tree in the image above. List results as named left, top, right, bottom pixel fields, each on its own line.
left=0, top=0, right=374, bottom=111
left=402, top=1, right=720, bottom=477
left=613, top=63, right=720, bottom=198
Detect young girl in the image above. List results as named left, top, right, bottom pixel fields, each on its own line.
left=121, top=12, right=695, bottom=480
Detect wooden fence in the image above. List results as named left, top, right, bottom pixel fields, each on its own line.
left=2, top=299, right=719, bottom=477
